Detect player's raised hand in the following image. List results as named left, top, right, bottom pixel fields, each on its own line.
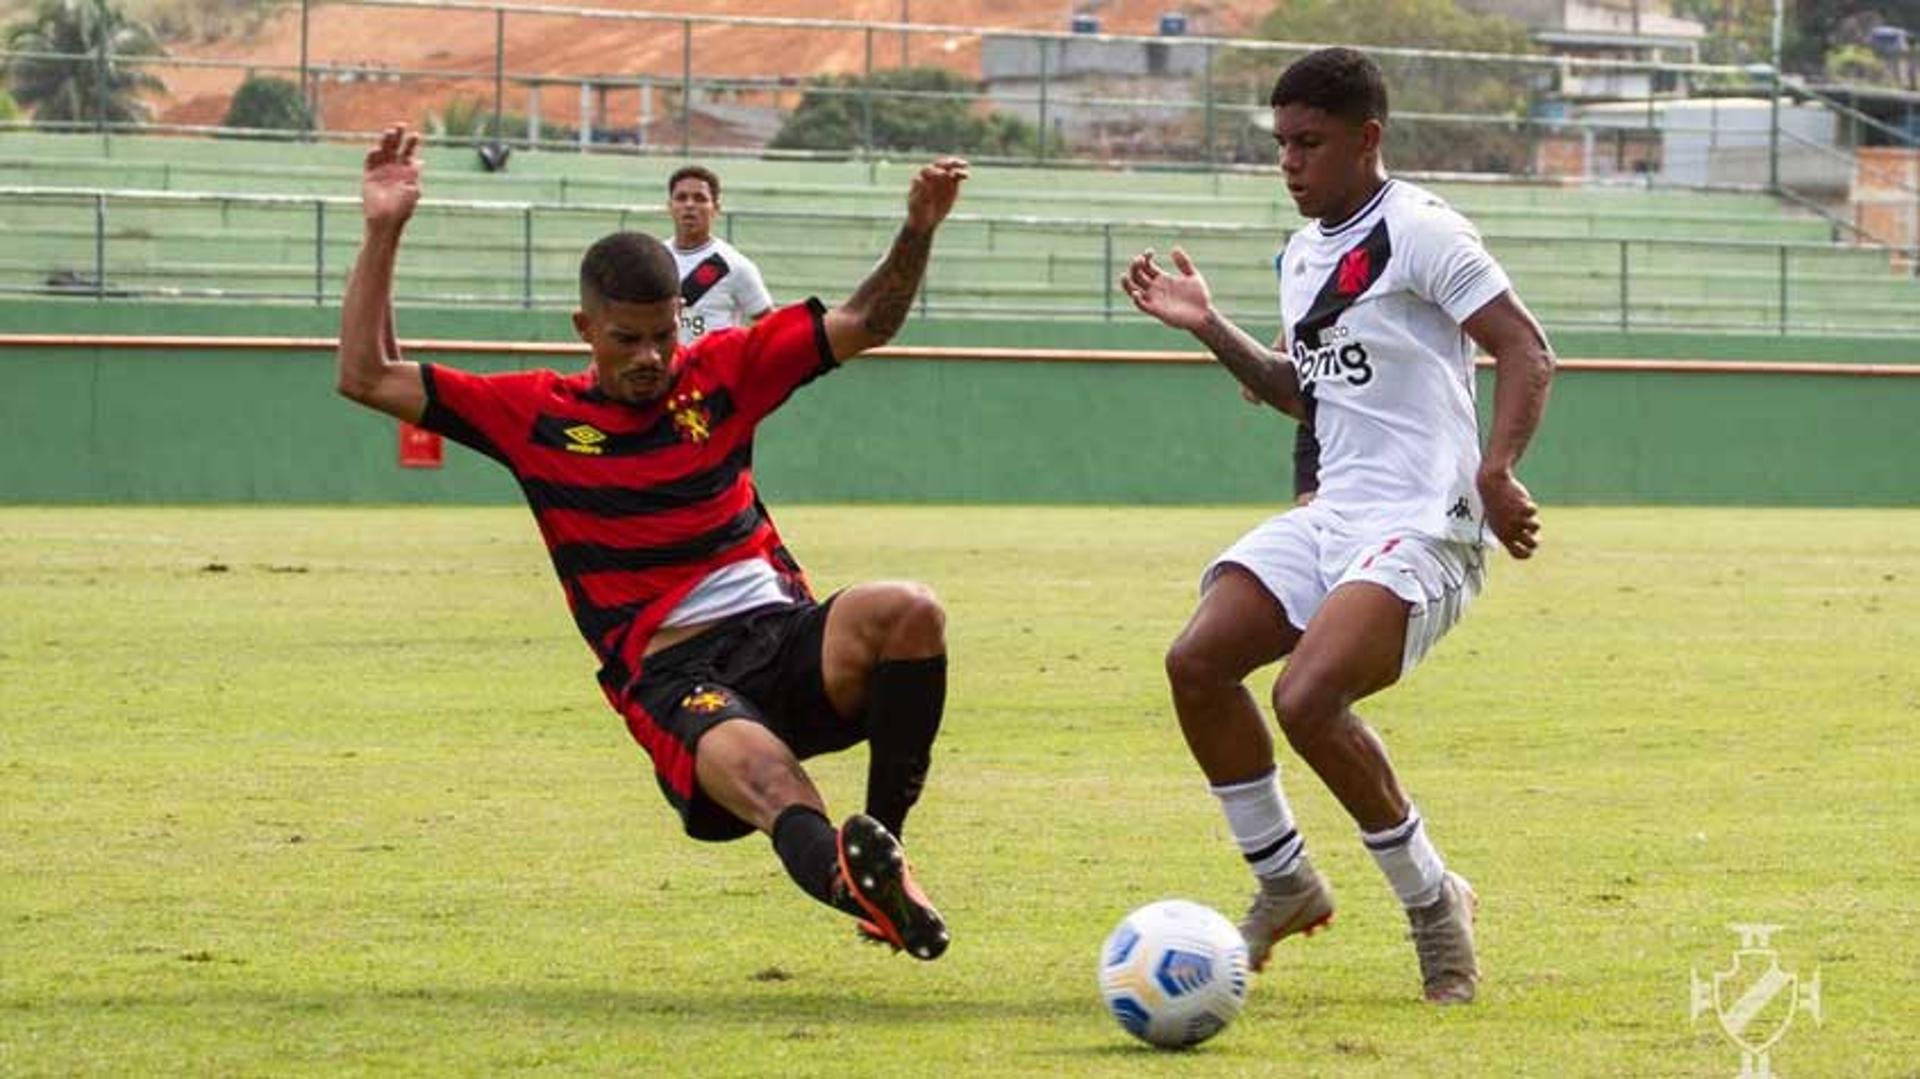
left=1121, top=247, right=1213, bottom=333
left=362, top=123, right=422, bottom=229
left=1478, top=468, right=1541, bottom=559
left=906, top=157, right=969, bottom=232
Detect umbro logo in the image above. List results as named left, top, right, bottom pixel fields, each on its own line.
left=563, top=424, right=608, bottom=455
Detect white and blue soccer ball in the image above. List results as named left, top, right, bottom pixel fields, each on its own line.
left=1098, top=898, right=1250, bottom=1049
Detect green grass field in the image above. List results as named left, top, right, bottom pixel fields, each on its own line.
left=3, top=505, right=1916, bottom=1077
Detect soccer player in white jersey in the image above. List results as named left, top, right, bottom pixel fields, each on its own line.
left=1120, top=47, right=1555, bottom=1004
left=668, top=166, right=774, bottom=346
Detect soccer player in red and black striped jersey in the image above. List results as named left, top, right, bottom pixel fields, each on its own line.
left=335, top=124, right=967, bottom=961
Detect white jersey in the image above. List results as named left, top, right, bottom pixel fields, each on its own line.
left=1278, top=179, right=1511, bottom=544
left=672, top=237, right=774, bottom=346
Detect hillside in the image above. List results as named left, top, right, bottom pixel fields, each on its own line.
left=147, top=0, right=1278, bottom=134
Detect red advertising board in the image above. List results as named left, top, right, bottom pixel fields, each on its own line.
left=398, top=422, right=443, bottom=468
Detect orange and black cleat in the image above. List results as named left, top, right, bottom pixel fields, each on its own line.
left=834, top=813, right=949, bottom=961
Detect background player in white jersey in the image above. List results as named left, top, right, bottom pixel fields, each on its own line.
left=1120, top=47, right=1555, bottom=1005
left=668, top=165, right=774, bottom=345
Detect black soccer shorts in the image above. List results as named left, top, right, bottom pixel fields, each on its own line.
left=624, top=597, right=863, bottom=841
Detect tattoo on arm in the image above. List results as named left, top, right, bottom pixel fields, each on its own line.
left=848, top=225, right=933, bottom=342
left=1195, top=310, right=1303, bottom=418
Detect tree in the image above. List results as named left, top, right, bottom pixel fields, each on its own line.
left=0, top=86, right=20, bottom=124
left=426, top=94, right=577, bottom=145
left=1672, top=0, right=1773, bottom=66
left=3, top=0, right=165, bottom=127
left=1233, top=0, right=1538, bottom=171
left=221, top=72, right=309, bottom=135
left=770, top=67, right=1038, bottom=157
left=1676, top=0, right=1920, bottom=77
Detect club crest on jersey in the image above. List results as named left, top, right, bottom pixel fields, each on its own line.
left=692, top=263, right=722, bottom=287
left=668, top=390, right=713, bottom=444
left=680, top=687, right=732, bottom=715
left=562, top=424, right=608, bottom=455
left=1336, top=247, right=1372, bottom=295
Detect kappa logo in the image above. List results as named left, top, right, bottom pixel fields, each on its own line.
left=1447, top=497, right=1472, bottom=521
left=680, top=687, right=731, bottom=715
left=669, top=390, right=713, bottom=445
left=562, top=424, right=608, bottom=455
left=1690, top=924, right=1823, bottom=1078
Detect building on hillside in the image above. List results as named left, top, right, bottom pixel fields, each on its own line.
left=1540, top=97, right=1849, bottom=193
left=1458, top=0, right=1706, bottom=99
left=980, top=17, right=1215, bottom=161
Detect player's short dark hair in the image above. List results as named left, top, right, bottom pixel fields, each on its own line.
left=1269, top=47, right=1389, bottom=126
left=579, top=232, right=679, bottom=306
left=668, top=165, right=721, bottom=200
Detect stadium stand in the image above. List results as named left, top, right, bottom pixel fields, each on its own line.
left=3, top=133, right=1917, bottom=334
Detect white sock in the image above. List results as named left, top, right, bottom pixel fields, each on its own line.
left=1363, top=807, right=1446, bottom=909
left=1210, top=768, right=1305, bottom=880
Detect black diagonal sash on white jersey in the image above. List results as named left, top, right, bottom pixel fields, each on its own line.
left=1290, top=219, right=1392, bottom=350
left=680, top=252, right=733, bottom=306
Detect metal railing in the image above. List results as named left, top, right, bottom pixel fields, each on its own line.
left=0, top=3, right=1795, bottom=175
left=4, top=185, right=1917, bottom=335
left=8, top=0, right=1917, bottom=267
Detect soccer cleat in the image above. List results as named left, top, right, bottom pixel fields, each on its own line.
left=1408, top=872, right=1480, bottom=1004
left=1238, top=853, right=1336, bottom=973
left=834, top=813, right=950, bottom=961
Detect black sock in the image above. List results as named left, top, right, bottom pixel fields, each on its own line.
left=771, top=805, right=844, bottom=911
left=863, top=655, right=947, bottom=839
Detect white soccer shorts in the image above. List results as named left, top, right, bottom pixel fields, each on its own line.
left=1203, top=502, right=1486, bottom=675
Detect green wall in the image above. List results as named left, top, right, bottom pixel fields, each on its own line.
left=2, top=299, right=1916, bottom=506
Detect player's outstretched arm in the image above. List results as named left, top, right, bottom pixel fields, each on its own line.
left=336, top=123, right=427, bottom=423
left=1120, top=248, right=1305, bottom=420
left=1462, top=291, right=1556, bottom=560
left=823, top=157, right=969, bottom=361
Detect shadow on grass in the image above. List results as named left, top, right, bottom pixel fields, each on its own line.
left=16, top=984, right=1095, bottom=1025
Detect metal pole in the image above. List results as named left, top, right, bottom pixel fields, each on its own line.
left=1768, top=0, right=1783, bottom=193
left=863, top=27, right=875, bottom=158
left=579, top=81, right=591, bottom=149
left=1768, top=67, right=1782, bottom=193
left=94, top=193, right=106, bottom=299
left=299, top=0, right=312, bottom=139
left=1617, top=240, right=1629, bottom=331
left=680, top=18, right=693, bottom=158
left=315, top=199, right=326, bottom=306
left=522, top=207, right=534, bottom=309
left=1642, top=71, right=1658, bottom=189
left=492, top=8, right=505, bottom=142
left=1102, top=222, right=1113, bottom=321
left=1203, top=43, right=1216, bottom=166
left=1037, top=36, right=1049, bottom=164
left=94, top=29, right=108, bottom=148
left=1776, top=244, right=1788, bottom=334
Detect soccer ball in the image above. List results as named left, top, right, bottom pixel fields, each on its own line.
left=1098, top=898, right=1250, bottom=1049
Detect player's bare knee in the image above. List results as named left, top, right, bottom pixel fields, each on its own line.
left=1272, top=675, right=1341, bottom=750
left=1165, top=633, right=1233, bottom=695
left=880, top=581, right=945, bottom=655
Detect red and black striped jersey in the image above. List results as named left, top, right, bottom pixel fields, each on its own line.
left=416, top=298, right=837, bottom=701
